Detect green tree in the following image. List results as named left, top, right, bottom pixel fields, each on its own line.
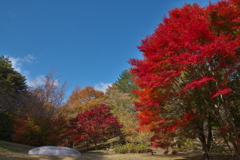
left=0, top=113, right=14, bottom=141
left=115, top=70, right=137, bottom=93
left=0, top=56, right=27, bottom=113
left=0, top=56, right=27, bottom=141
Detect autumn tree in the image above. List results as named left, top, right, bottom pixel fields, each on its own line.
left=106, top=71, right=151, bottom=144
left=12, top=70, right=69, bottom=146
left=69, top=104, right=122, bottom=150
left=105, top=84, right=135, bottom=140
left=130, top=0, right=240, bottom=159
left=66, top=86, right=106, bottom=119
left=106, top=83, right=152, bottom=144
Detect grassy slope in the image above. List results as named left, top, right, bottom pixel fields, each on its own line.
left=0, top=140, right=101, bottom=160
left=86, top=149, right=203, bottom=160
left=0, top=140, right=203, bottom=160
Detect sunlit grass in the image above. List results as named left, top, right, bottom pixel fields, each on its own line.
left=101, top=153, right=192, bottom=160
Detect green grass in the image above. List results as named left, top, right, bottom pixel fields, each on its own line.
left=0, top=140, right=100, bottom=160
left=0, top=140, right=33, bottom=153
left=0, top=140, right=205, bottom=160
left=86, top=148, right=204, bottom=160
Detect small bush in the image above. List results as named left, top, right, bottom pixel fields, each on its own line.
left=173, top=139, right=197, bottom=151
left=114, top=142, right=149, bottom=154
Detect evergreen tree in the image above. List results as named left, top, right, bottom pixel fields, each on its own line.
left=0, top=56, right=27, bottom=140
left=115, top=70, right=137, bottom=93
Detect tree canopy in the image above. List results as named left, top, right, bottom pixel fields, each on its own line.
left=115, top=70, right=137, bottom=93
left=69, top=104, right=122, bottom=150
left=12, top=71, right=68, bottom=146
left=130, top=0, right=240, bottom=158
left=66, top=86, right=106, bottom=119
left=0, top=56, right=27, bottom=140
left=0, top=56, right=27, bottom=113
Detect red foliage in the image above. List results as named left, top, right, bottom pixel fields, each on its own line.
left=12, top=116, right=68, bottom=146
left=211, top=88, right=232, bottom=99
left=69, top=104, right=122, bottom=147
left=182, top=77, right=216, bottom=93
left=129, top=0, right=240, bottom=148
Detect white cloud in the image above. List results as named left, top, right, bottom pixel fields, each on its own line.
left=27, top=75, right=45, bottom=87
left=94, top=82, right=112, bottom=93
left=5, top=55, right=60, bottom=88
left=8, top=57, right=21, bottom=72
left=6, top=55, right=36, bottom=86
left=28, top=75, right=61, bottom=88
left=8, top=54, right=36, bottom=73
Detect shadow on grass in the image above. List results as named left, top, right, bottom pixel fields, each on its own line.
left=153, top=153, right=238, bottom=160
left=0, top=149, right=103, bottom=160
left=136, top=154, right=200, bottom=160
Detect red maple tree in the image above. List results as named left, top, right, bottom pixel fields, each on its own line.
left=69, top=104, right=122, bottom=150
left=130, top=0, right=239, bottom=158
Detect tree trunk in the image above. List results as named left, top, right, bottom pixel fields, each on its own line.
left=119, top=133, right=126, bottom=144
left=86, top=140, right=89, bottom=149
left=197, top=124, right=212, bottom=160
left=94, top=139, right=98, bottom=150
left=206, top=117, right=212, bottom=153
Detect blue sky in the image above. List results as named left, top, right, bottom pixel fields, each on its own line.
left=0, top=0, right=218, bottom=96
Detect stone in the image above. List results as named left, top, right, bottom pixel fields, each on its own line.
left=28, top=146, right=81, bottom=156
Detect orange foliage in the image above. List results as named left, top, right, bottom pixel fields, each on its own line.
left=66, top=86, right=106, bottom=119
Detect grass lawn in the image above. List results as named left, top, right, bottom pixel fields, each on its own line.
left=87, top=149, right=204, bottom=160
left=0, top=140, right=100, bottom=160
left=0, top=140, right=204, bottom=160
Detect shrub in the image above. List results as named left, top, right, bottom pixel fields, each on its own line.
left=173, top=139, right=197, bottom=151
left=114, top=142, right=149, bottom=154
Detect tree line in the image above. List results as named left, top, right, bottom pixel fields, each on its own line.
left=0, top=56, right=147, bottom=150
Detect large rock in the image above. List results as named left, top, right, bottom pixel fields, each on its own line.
left=28, top=146, right=81, bottom=156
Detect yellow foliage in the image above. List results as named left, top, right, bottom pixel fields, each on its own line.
left=106, top=84, right=151, bottom=143
left=66, top=86, right=106, bottom=119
